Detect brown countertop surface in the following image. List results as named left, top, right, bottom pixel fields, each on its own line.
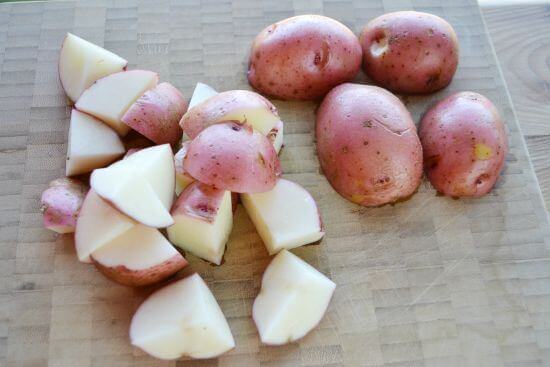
left=1, top=0, right=549, bottom=366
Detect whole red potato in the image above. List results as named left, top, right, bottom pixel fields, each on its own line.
left=316, top=83, right=423, bottom=206
left=248, top=15, right=362, bottom=101
left=360, top=11, right=459, bottom=94
left=419, top=91, right=508, bottom=197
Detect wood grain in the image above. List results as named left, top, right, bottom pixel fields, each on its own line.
left=483, top=4, right=550, bottom=210
left=0, top=1, right=550, bottom=366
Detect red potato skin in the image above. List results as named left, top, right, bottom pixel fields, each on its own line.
left=316, top=83, right=423, bottom=207
left=419, top=92, right=508, bottom=197
left=92, top=253, right=187, bottom=287
left=40, top=178, right=89, bottom=233
left=171, top=182, right=226, bottom=223
left=179, top=90, right=278, bottom=139
left=183, top=122, right=281, bottom=193
left=360, top=11, right=459, bottom=94
left=248, top=15, right=362, bottom=101
left=122, top=82, right=187, bottom=146
left=267, top=120, right=283, bottom=142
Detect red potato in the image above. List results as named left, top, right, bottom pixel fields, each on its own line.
left=248, top=15, right=362, bottom=101
left=122, top=82, right=187, bottom=146
left=90, top=224, right=187, bottom=287
left=93, top=256, right=185, bottom=287
left=168, top=183, right=233, bottom=265
left=180, top=90, right=279, bottom=139
left=40, top=178, right=88, bottom=233
left=183, top=122, right=281, bottom=193
left=174, top=141, right=195, bottom=194
left=267, top=120, right=284, bottom=154
left=360, top=11, right=459, bottom=94
left=316, top=83, right=423, bottom=206
left=419, top=91, right=508, bottom=197
left=59, top=33, right=127, bottom=102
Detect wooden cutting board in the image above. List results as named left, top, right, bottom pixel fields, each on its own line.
left=1, top=0, right=549, bottom=366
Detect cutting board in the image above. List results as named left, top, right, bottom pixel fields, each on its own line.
left=1, top=0, right=550, bottom=366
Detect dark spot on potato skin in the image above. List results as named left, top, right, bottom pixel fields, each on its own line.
left=426, top=71, right=441, bottom=87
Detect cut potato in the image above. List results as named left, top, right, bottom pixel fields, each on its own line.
left=40, top=178, right=88, bottom=234
left=122, top=144, right=175, bottom=210
left=91, top=224, right=187, bottom=287
left=59, top=33, right=127, bottom=102
left=188, top=82, right=217, bottom=110
left=130, top=273, right=235, bottom=360
left=122, top=82, right=187, bottom=145
left=183, top=122, right=281, bottom=193
left=180, top=90, right=279, bottom=139
left=91, top=144, right=175, bottom=228
left=253, top=250, right=336, bottom=345
left=75, top=190, right=136, bottom=263
left=66, top=109, right=125, bottom=176
left=241, top=179, right=324, bottom=255
left=75, top=70, right=158, bottom=135
left=174, top=141, right=195, bottom=195
left=268, top=120, right=284, bottom=154
left=167, top=183, right=233, bottom=265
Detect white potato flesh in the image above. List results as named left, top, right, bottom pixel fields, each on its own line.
left=130, top=273, right=235, bottom=360
left=66, top=109, right=125, bottom=176
left=241, top=179, right=324, bottom=255
left=91, top=223, right=179, bottom=271
left=59, top=33, right=127, bottom=102
left=253, top=250, right=336, bottom=345
left=90, top=144, right=175, bottom=228
left=75, top=70, right=158, bottom=135
left=75, top=190, right=136, bottom=263
left=121, top=144, right=175, bottom=210
left=188, top=82, right=217, bottom=110
left=91, top=166, right=173, bottom=228
left=167, top=187, right=232, bottom=265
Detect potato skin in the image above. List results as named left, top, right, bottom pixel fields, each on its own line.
left=419, top=91, right=507, bottom=197
left=316, top=83, right=423, bottom=206
left=40, top=178, right=88, bottom=233
left=183, top=122, right=281, bottom=193
left=360, top=11, right=459, bottom=94
left=179, top=90, right=278, bottom=139
left=92, top=254, right=187, bottom=287
left=122, top=82, right=187, bottom=146
left=248, top=15, right=362, bottom=101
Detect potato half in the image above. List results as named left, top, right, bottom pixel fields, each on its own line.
left=248, top=15, right=362, bottom=101
left=316, top=83, right=423, bottom=206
